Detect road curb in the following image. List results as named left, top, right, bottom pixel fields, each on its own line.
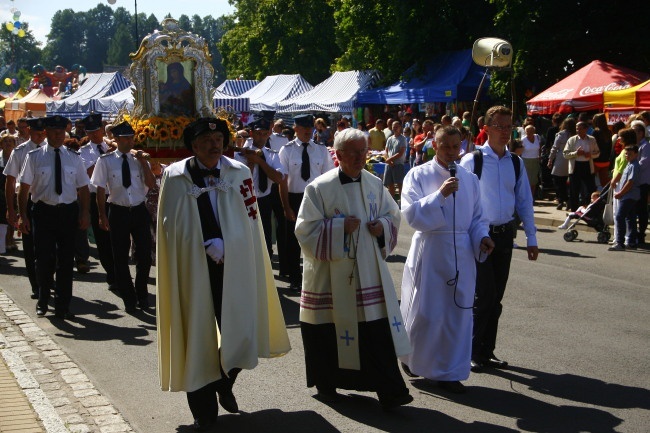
left=0, top=291, right=134, bottom=433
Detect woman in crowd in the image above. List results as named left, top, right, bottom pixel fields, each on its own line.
left=0, top=135, right=17, bottom=254
left=548, top=118, right=575, bottom=210
left=592, top=113, right=613, bottom=188
left=521, top=124, right=541, bottom=197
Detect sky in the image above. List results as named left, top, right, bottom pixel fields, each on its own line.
left=0, top=0, right=235, bottom=45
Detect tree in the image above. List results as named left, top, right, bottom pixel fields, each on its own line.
left=0, top=22, right=42, bottom=74
left=106, top=24, right=134, bottom=66
left=82, top=4, right=116, bottom=71
left=220, top=0, right=340, bottom=84
left=41, top=9, right=85, bottom=69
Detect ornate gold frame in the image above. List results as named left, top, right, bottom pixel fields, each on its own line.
left=128, top=18, right=214, bottom=118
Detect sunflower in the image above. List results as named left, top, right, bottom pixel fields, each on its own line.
left=159, top=127, right=170, bottom=141
left=170, top=126, right=182, bottom=140
left=136, top=132, right=148, bottom=143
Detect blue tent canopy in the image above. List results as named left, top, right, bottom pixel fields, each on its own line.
left=216, top=79, right=259, bottom=96
left=46, top=72, right=132, bottom=120
left=356, top=50, right=488, bottom=105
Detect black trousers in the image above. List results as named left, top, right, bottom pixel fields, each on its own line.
left=636, top=184, right=649, bottom=241
left=286, top=192, right=304, bottom=284
left=552, top=175, right=569, bottom=203
left=186, top=259, right=240, bottom=422
left=32, top=201, right=78, bottom=314
left=107, top=203, right=151, bottom=308
left=569, top=161, right=597, bottom=211
left=90, top=193, right=115, bottom=285
left=270, top=184, right=288, bottom=274
left=472, top=227, right=513, bottom=361
left=257, top=193, right=274, bottom=258
left=75, top=228, right=89, bottom=263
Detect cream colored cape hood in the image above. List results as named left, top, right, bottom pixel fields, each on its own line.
left=156, top=156, right=290, bottom=392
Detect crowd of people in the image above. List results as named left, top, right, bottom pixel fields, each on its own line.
left=1, top=103, right=646, bottom=430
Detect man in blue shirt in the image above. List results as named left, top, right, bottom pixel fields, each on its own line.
left=459, top=105, right=538, bottom=372
left=609, top=137, right=641, bottom=251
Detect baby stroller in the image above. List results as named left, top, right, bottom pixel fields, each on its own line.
left=561, top=184, right=612, bottom=244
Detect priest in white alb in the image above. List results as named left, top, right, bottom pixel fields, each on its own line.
left=295, top=128, right=413, bottom=410
left=400, top=126, right=494, bottom=394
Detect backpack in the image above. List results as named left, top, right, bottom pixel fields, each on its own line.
left=471, top=149, right=521, bottom=183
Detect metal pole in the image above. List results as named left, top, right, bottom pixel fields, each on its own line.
left=134, top=0, right=139, bottom=49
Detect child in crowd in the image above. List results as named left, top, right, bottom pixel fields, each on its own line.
left=558, top=192, right=600, bottom=229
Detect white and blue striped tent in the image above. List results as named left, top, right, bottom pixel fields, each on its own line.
left=278, top=70, right=379, bottom=114
left=216, top=79, right=259, bottom=96
left=46, top=72, right=132, bottom=120
left=213, top=88, right=250, bottom=112
left=93, top=86, right=135, bottom=120
left=240, top=74, right=313, bottom=112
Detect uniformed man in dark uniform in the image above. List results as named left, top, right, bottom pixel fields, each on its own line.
left=18, top=115, right=90, bottom=320
left=91, top=121, right=155, bottom=312
left=79, top=113, right=116, bottom=289
left=3, top=117, right=47, bottom=299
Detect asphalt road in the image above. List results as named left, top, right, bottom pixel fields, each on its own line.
left=1, top=223, right=649, bottom=433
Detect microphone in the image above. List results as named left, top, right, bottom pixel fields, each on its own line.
left=449, top=162, right=456, bottom=197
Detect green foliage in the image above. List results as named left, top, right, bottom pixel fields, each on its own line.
left=0, top=22, right=42, bottom=73
left=219, top=0, right=340, bottom=84
left=107, top=24, right=135, bottom=66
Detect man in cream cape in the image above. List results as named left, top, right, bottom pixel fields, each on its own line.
left=400, top=126, right=493, bottom=394
left=156, top=117, right=290, bottom=431
left=295, top=128, right=412, bottom=410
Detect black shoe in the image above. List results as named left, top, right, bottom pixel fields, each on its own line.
left=556, top=202, right=564, bottom=210
left=289, top=282, right=302, bottom=293
left=76, top=261, right=90, bottom=274
left=470, top=360, right=484, bottom=373
left=54, top=311, right=75, bottom=321
left=217, top=389, right=239, bottom=413
left=36, top=307, right=47, bottom=317
left=438, top=380, right=467, bottom=394
left=31, top=293, right=39, bottom=300
left=401, top=362, right=419, bottom=378
left=108, top=284, right=120, bottom=293
left=485, top=355, right=509, bottom=369
left=193, top=415, right=217, bottom=432
left=380, top=392, right=413, bottom=411
left=315, top=387, right=341, bottom=403
left=137, top=298, right=150, bottom=310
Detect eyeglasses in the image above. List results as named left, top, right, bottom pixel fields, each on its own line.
left=490, top=124, right=514, bottom=131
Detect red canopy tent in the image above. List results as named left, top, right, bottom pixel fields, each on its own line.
left=526, top=60, right=649, bottom=115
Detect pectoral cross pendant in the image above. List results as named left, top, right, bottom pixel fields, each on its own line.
left=208, top=176, right=216, bottom=187
left=348, top=272, right=354, bottom=285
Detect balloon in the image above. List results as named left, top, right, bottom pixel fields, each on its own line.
left=10, top=7, right=16, bottom=13
left=14, top=11, right=21, bottom=18
left=14, top=21, right=21, bottom=29
left=5, top=22, right=14, bottom=31
left=11, top=78, right=16, bottom=85
left=12, top=28, right=18, bottom=35
left=108, top=0, right=116, bottom=4
left=18, top=29, right=25, bottom=38
left=4, top=78, right=11, bottom=86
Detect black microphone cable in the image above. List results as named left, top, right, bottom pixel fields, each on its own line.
left=446, top=163, right=473, bottom=309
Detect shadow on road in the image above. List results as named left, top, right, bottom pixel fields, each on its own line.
left=409, top=378, right=623, bottom=432
left=322, top=391, right=517, bottom=432
left=174, top=409, right=339, bottom=433
left=489, top=365, right=650, bottom=410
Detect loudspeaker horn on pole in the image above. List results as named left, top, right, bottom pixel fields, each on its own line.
left=472, top=38, right=513, bottom=68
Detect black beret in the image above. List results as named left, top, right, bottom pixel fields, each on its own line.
left=82, top=113, right=103, bottom=132
left=111, top=121, right=135, bottom=136
left=293, top=114, right=314, bottom=127
left=26, top=117, right=46, bottom=131
left=183, top=117, right=231, bottom=151
left=249, top=118, right=271, bottom=131
left=43, top=115, right=69, bottom=129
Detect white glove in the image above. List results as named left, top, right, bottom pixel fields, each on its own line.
left=203, top=238, right=224, bottom=264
